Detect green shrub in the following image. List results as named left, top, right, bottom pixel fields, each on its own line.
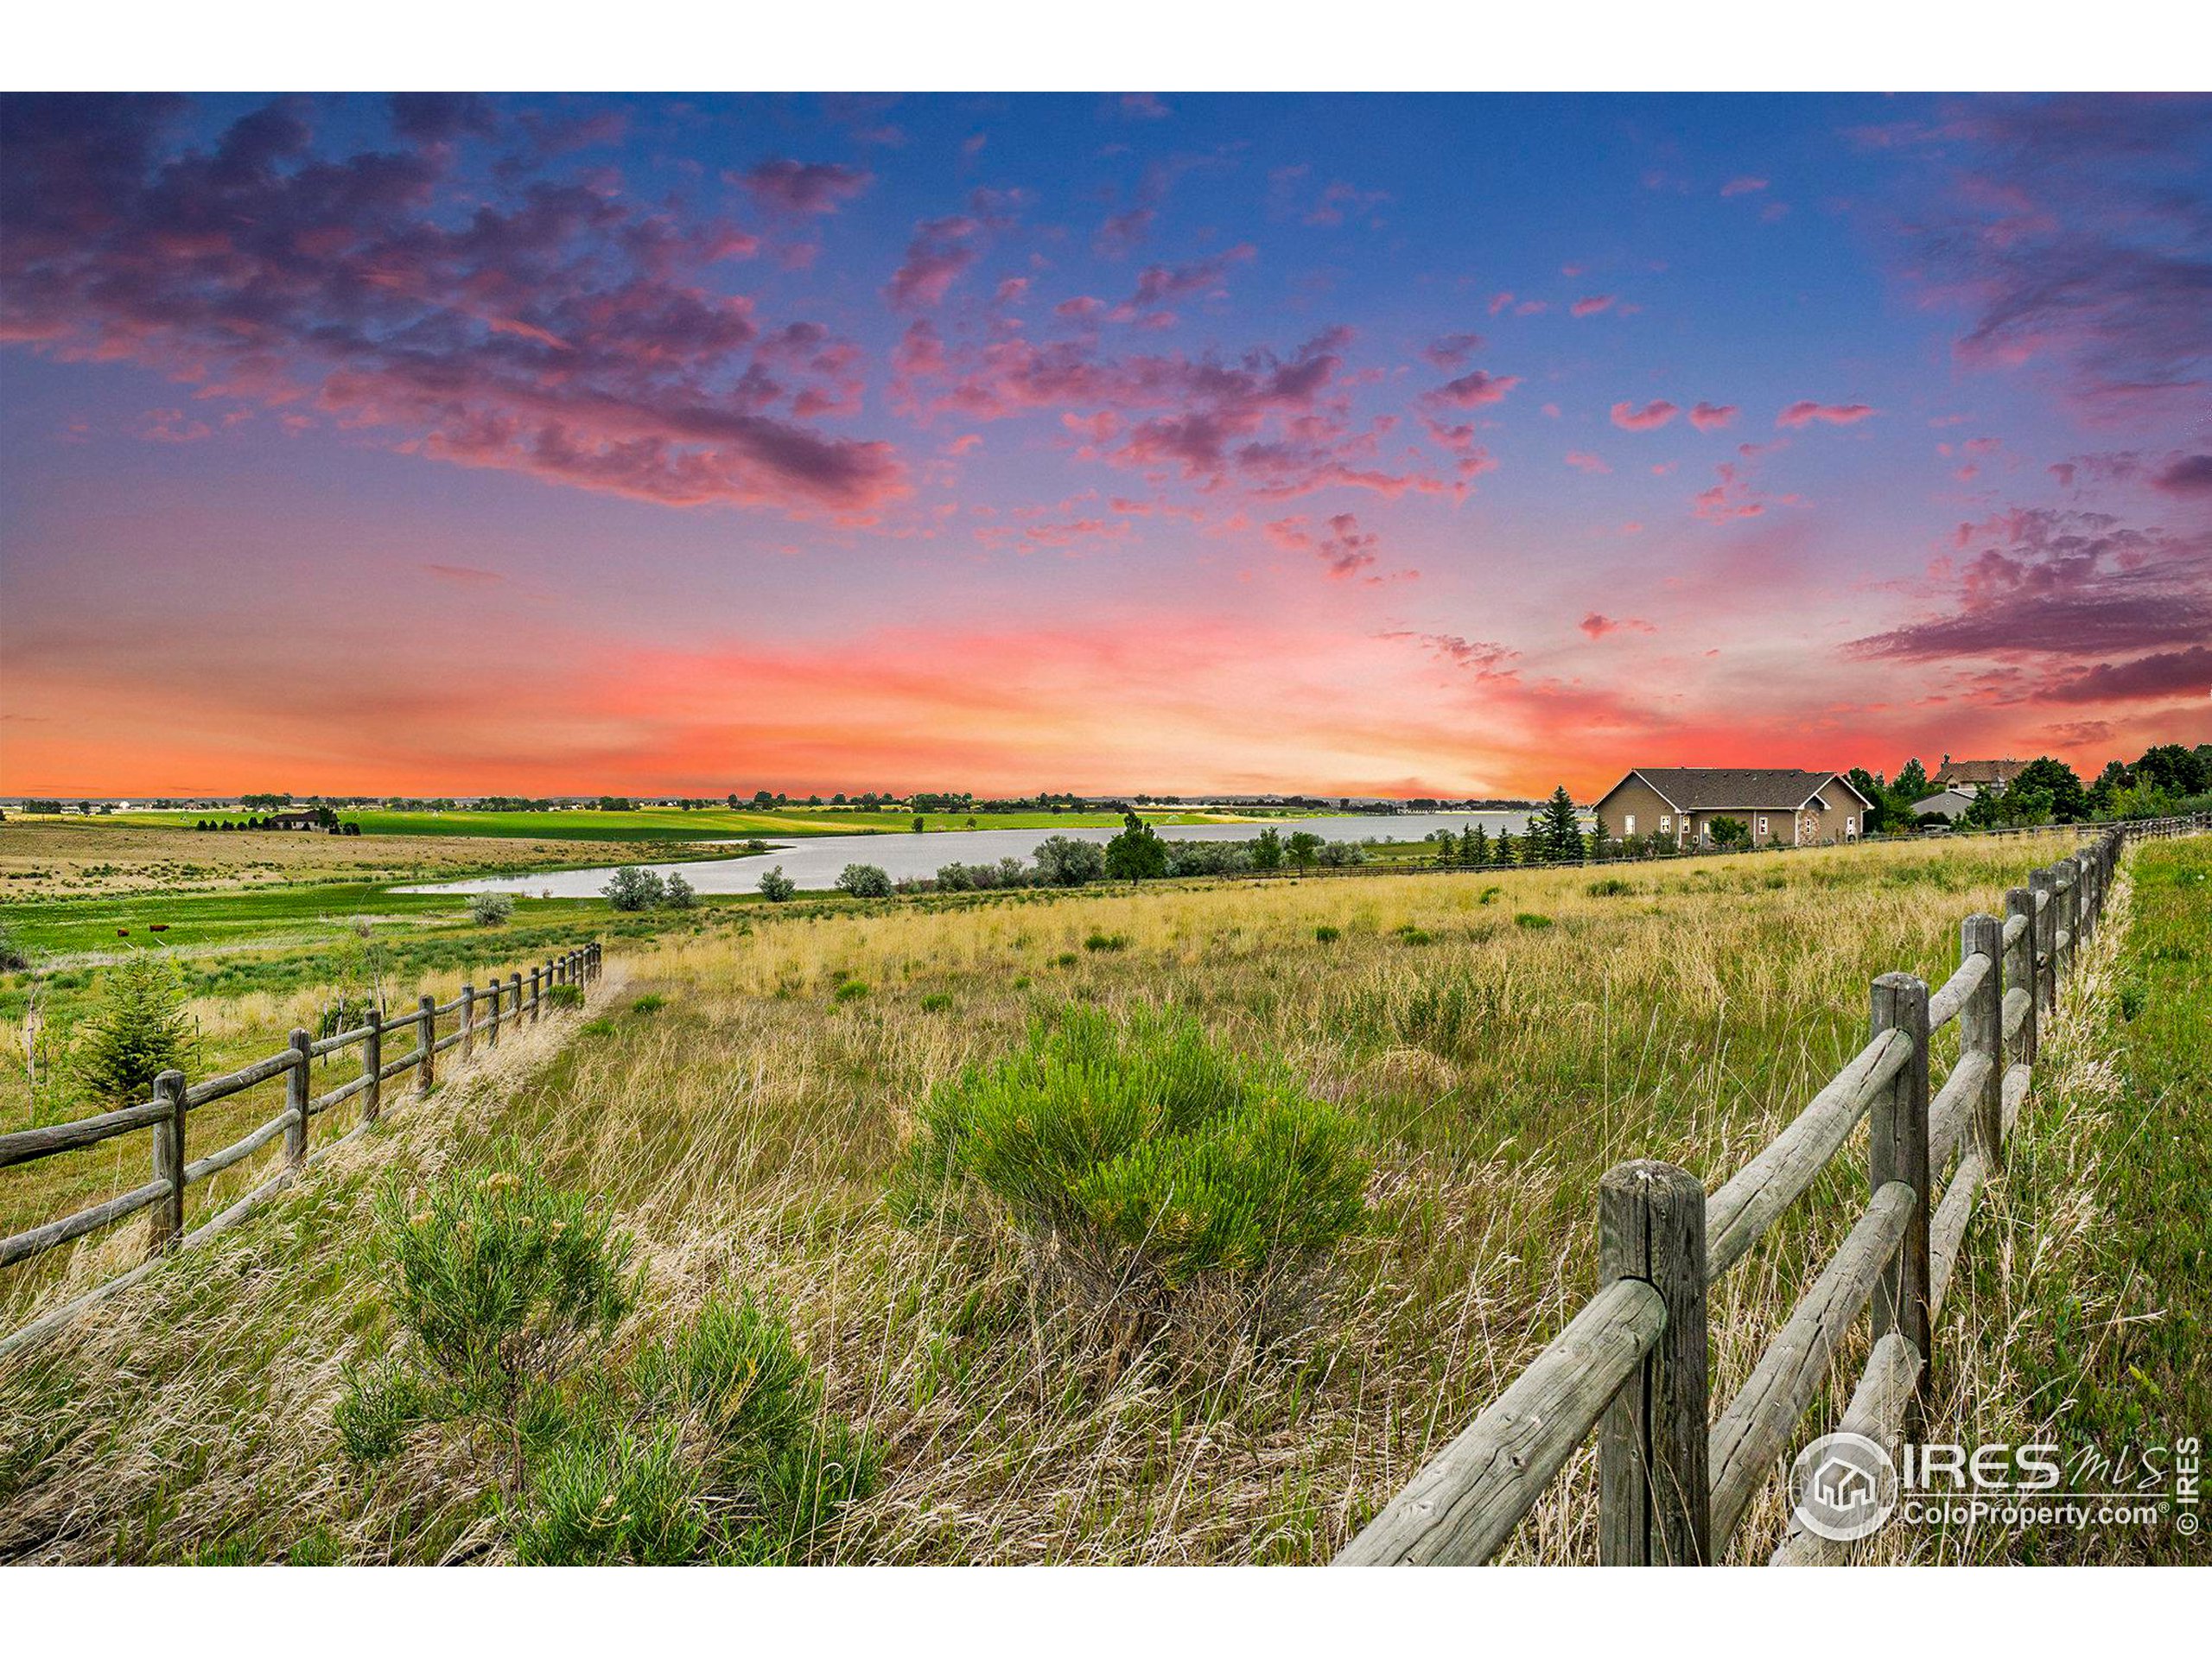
left=359, top=1147, right=639, bottom=1421
left=1514, top=912, right=1554, bottom=930
left=897, top=1005, right=1369, bottom=1328
left=341, top=1154, right=871, bottom=1564
left=0, top=919, right=29, bottom=972
left=1053, top=951, right=1079, bottom=968
left=1395, top=924, right=1432, bottom=946
left=470, top=891, right=517, bottom=925
left=517, top=1293, right=876, bottom=1566
left=1586, top=878, right=1633, bottom=897
left=548, top=983, right=584, bottom=1009
left=757, top=867, right=797, bottom=903
left=604, top=867, right=666, bottom=912
left=920, top=992, right=953, bottom=1012
left=70, top=951, right=197, bottom=1108
left=834, top=863, right=893, bottom=899
left=1083, top=931, right=1128, bottom=952
left=832, top=980, right=869, bottom=1003
left=1313, top=925, right=1340, bottom=943
left=630, top=994, right=665, bottom=1014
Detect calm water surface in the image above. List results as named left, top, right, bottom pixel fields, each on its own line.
left=399, top=812, right=1537, bottom=898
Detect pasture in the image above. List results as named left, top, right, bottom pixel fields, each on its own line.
left=5, top=828, right=2149, bottom=1564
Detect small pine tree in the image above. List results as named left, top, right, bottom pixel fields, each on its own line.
left=1467, top=823, right=1491, bottom=865
left=1536, top=786, right=1582, bottom=863
left=1492, top=827, right=1516, bottom=866
left=72, top=952, right=197, bottom=1107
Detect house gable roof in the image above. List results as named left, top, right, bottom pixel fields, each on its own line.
left=1932, top=757, right=2024, bottom=787
left=1602, top=766, right=1875, bottom=812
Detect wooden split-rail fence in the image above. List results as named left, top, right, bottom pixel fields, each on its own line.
left=0, top=943, right=604, bottom=1359
left=1338, top=811, right=2211, bottom=1566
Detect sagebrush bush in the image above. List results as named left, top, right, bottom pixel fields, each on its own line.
left=897, top=1005, right=1370, bottom=1332
left=470, top=891, right=517, bottom=925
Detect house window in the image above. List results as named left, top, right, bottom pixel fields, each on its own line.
left=1758, top=816, right=1769, bottom=837
left=1624, top=814, right=1636, bottom=835
left=1659, top=815, right=1671, bottom=831
left=1847, top=816, right=1856, bottom=837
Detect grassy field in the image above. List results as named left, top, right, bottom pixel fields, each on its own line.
left=1863, top=833, right=2209, bottom=1564
left=0, top=816, right=722, bottom=904
left=102, top=804, right=1293, bottom=843
left=5, top=828, right=2150, bottom=1564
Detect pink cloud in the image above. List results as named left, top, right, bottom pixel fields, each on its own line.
left=1611, top=399, right=1679, bottom=431
left=1580, top=613, right=1656, bottom=639
left=886, top=215, right=985, bottom=308
left=1422, top=332, right=1486, bottom=370
left=1264, top=511, right=1389, bottom=580
left=1565, top=450, right=1611, bottom=474
left=1570, top=295, right=1617, bottom=318
left=1719, top=176, right=1770, bottom=197
left=737, top=157, right=872, bottom=215
left=1777, top=401, right=1878, bottom=428
left=1688, top=402, right=1738, bottom=431
left=1425, top=368, right=1522, bottom=409
left=1, top=99, right=906, bottom=516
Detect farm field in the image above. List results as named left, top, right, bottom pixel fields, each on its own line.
left=0, top=828, right=2128, bottom=1565
left=101, top=804, right=1302, bottom=843
left=0, top=816, right=721, bottom=904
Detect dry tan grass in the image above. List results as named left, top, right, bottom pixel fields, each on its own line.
left=0, top=831, right=2105, bottom=1563
left=0, top=817, right=691, bottom=899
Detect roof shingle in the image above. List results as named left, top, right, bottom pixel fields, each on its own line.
left=1607, top=767, right=1866, bottom=810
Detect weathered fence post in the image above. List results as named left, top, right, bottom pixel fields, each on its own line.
left=1870, top=972, right=1932, bottom=1433
left=2029, top=868, right=2057, bottom=1023
left=1961, top=916, right=2003, bottom=1168
left=530, top=964, right=542, bottom=1022
left=2061, top=860, right=2081, bottom=984
left=460, top=983, right=474, bottom=1064
left=416, top=995, right=436, bottom=1094
left=149, top=1068, right=187, bottom=1258
left=486, top=977, right=501, bottom=1048
left=360, top=1012, right=382, bottom=1125
left=510, top=971, right=524, bottom=1030
left=284, top=1027, right=312, bottom=1166
left=1597, top=1160, right=1710, bottom=1566
left=2005, top=887, right=2037, bottom=1070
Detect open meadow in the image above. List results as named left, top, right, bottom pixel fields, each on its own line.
left=9, top=825, right=2171, bottom=1565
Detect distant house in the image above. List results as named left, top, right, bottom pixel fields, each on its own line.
left=264, top=811, right=323, bottom=831
left=1911, top=787, right=1979, bottom=823
left=1593, top=767, right=1875, bottom=849
left=1930, top=756, right=2024, bottom=794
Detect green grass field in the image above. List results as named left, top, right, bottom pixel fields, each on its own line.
left=106, top=804, right=1288, bottom=843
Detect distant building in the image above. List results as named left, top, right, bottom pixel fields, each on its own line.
left=264, top=811, right=322, bottom=830
left=1910, top=788, right=1979, bottom=823
left=1592, top=767, right=1874, bottom=849
left=1930, top=756, right=2024, bottom=794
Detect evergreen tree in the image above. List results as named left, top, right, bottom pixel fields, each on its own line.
left=1535, top=786, right=1581, bottom=862
left=1492, top=827, right=1516, bottom=866
left=1467, top=823, right=1491, bottom=864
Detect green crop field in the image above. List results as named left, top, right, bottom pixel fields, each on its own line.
left=104, top=804, right=1291, bottom=843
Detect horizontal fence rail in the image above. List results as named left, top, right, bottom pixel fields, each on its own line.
left=1338, top=811, right=2209, bottom=1566
left=0, top=942, right=603, bottom=1360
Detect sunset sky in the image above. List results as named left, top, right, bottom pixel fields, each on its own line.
left=3, top=91, right=2207, bottom=799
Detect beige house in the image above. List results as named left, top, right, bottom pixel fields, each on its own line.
left=1593, top=767, right=1875, bottom=849
left=1930, top=756, right=2024, bottom=793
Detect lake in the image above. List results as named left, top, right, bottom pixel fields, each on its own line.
left=398, top=812, right=1539, bottom=898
